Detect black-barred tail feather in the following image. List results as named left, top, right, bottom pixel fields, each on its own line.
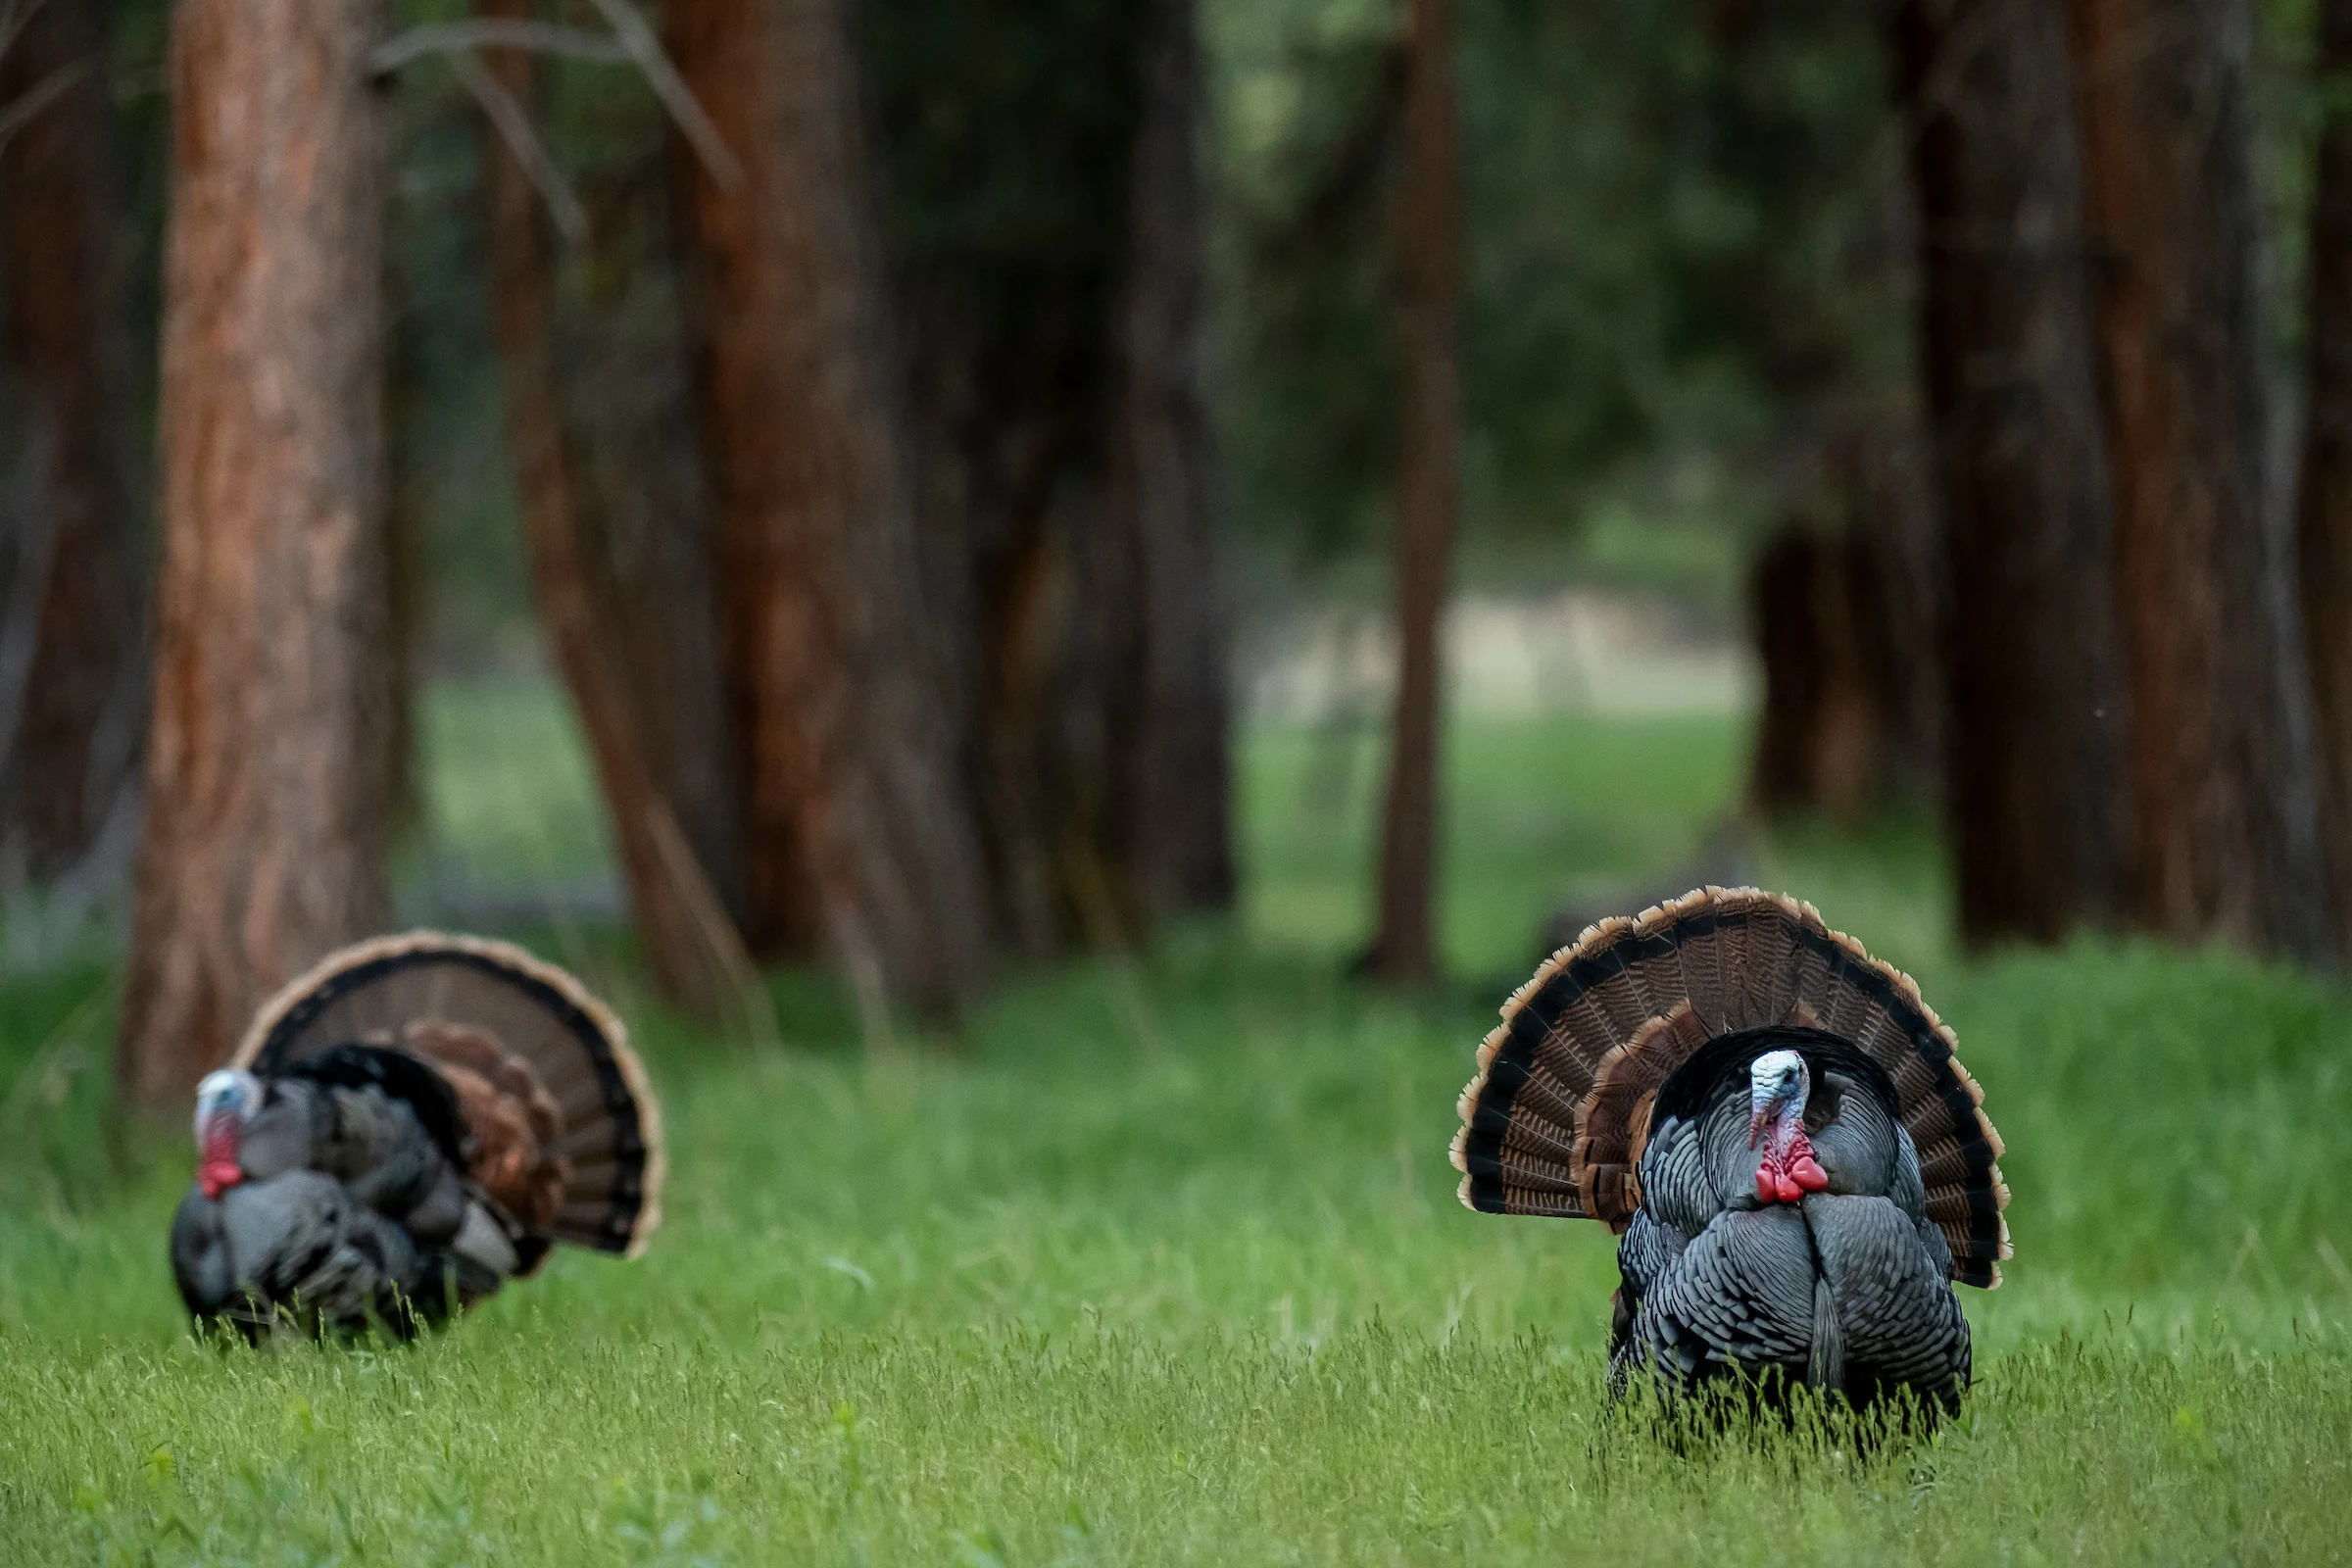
left=233, top=932, right=662, bottom=1259
left=1449, top=888, right=2009, bottom=1287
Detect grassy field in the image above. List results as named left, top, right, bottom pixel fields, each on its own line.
left=3, top=688, right=2352, bottom=1563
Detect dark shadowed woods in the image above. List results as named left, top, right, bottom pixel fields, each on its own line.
left=2069, top=0, right=2325, bottom=956
left=1366, top=0, right=1459, bottom=985
left=0, top=0, right=142, bottom=893
left=1900, top=0, right=2131, bottom=948
left=2301, top=0, right=2352, bottom=957
left=474, top=0, right=754, bottom=1023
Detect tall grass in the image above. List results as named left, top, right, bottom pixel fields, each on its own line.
left=1, top=691, right=2348, bottom=1562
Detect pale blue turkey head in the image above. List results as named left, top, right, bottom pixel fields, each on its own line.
left=192, top=1068, right=261, bottom=1200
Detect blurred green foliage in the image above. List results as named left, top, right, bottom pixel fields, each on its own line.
left=1210, top=0, right=1915, bottom=601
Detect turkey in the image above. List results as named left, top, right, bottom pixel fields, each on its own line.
left=1449, top=888, right=2008, bottom=1414
left=170, top=932, right=662, bottom=1340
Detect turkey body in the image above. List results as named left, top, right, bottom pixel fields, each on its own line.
left=171, top=1061, right=517, bottom=1336
left=1612, top=1032, right=1970, bottom=1408
left=1450, top=888, right=2009, bottom=1418
left=169, top=933, right=662, bottom=1341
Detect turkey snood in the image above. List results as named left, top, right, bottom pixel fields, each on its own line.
left=1747, top=1049, right=1830, bottom=1204
left=193, top=1069, right=260, bottom=1200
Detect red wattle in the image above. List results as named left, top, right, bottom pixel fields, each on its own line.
left=197, top=1120, right=242, bottom=1200
left=1755, top=1166, right=1777, bottom=1202
left=1790, top=1154, right=1829, bottom=1192
left=198, top=1158, right=241, bottom=1200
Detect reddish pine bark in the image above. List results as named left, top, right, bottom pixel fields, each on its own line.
left=1368, top=0, right=1461, bottom=983
left=118, top=0, right=397, bottom=1109
left=0, top=0, right=138, bottom=877
left=474, top=1, right=756, bottom=1018
left=1901, top=0, right=2130, bottom=944
left=667, top=0, right=991, bottom=1015
left=2300, top=0, right=2352, bottom=951
left=2068, top=0, right=2325, bottom=953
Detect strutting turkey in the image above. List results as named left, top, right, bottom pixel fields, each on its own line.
left=1449, top=888, right=2008, bottom=1413
left=169, top=933, right=662, bottom=1340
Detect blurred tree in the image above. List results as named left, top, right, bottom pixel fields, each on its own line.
left=1746, top=523, right=1899, bottom=825
left=667, top=0, right=993, bottom=1025
left=541, top=65, right=749, bottom=951
left=1105, top=0, right=1235, bottom=926
left=1367, top=0, right=1459, bottom=983
left=1899, top=0, right=2131, bottom=945
left=470, top=0, right=758, bottom=1019
left=0, top=0, right=141, bottom=883
left=872, top=0, right=1134, bottom=958
left=119, top=0, right=397, bottom=1107
left=2070, top=0, right=2327, bottom=954
left=2299, top=0, right=2352, bottom=951
left=872, top=0, right=1231, bottom=959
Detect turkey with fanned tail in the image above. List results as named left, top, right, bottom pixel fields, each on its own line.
left=169, top=932, right=662, bottom=1340
left=1450, top=888, right=2008, bottom=1414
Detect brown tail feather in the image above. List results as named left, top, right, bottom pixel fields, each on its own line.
left=232, top=932, right=664, bottom=1259
left=1449, top=888, right=2010, bottom=1287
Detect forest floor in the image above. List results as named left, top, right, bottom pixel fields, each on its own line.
left=2, top=694, right=2350, bottom=1563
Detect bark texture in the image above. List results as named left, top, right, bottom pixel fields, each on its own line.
left=1901, top=0, right=2130, bottom=945
left=1368, top=0, right=1460, bottom=982
left=1103, top=0, right=1233, bottom=927
left=0, top=0, right=139, bottom=878
left=119, top=0, right=396, bottom=1108
left=475, top=1, right=755, bottom=1017
left=667, top=0, right=992, bottom=1014
left=2299, top=0, right=2352, bottom=951
left=2068, top=0, right=2324, bottom=952
left=1747, top=524, right=1899, bottom=823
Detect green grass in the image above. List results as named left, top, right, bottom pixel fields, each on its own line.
left=4, top=691, right=2352, bottom=1562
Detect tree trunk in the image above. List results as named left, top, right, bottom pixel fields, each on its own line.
left=874, top=0, right=1229, bottom=961
left=1105, top=0, right=1233, bottom=928
left=879, top=17, right=1131, bottom=962
left=1746, top=523, right=1897, bottom=823
left=2299, top=0, right=2352, bottom=952
left=1368, top=0, right=1461, bottom=983
left=667, top=0, right=992, bottom=1019
left=118, top=0, right=395, bottom=1109
left=0, top=0, right=139, bottom=880
left=475, top=1, right=756, bottom=1018
left=1900, top=0, right=2131, bottom=946
left=2068, top=0, right=2324, bottom=953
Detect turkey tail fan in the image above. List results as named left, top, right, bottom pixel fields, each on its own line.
left=1449, top=888, right=2010, bottom=1287
left=231, top=932, right=663, bottom=1259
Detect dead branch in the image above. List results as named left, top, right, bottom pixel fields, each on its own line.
left=368, top=21, right=628, bottom=77
left=372, top=3, right=739, bottom=192
left=0, top=1, right=44, bottom=72
left=450, top=47, right=588, bottom=246
left=581, top=0, right=742, bottom=190
left=0, top=57, right=83, bottom=160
